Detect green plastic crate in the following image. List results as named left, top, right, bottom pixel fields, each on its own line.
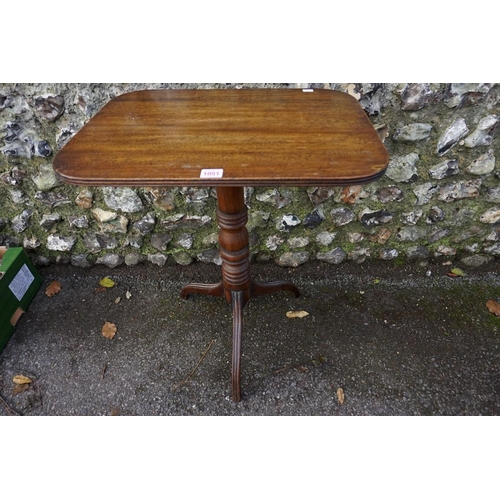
left=0, top=247, right=42, bottom=353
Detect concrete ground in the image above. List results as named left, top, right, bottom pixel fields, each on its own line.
left=0, top=259, right=499, bottom=416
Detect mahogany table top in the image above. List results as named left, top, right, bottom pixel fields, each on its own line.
left=53, top=89, right=389, bottom=187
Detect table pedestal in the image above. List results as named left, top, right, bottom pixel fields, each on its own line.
left=180, top=186, right=300, bottom=401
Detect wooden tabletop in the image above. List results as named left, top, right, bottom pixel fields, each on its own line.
left=53, top=89, right=389, bottom=187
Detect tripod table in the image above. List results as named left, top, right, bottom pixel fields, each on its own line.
left=53, top=88, right=389, bottom=401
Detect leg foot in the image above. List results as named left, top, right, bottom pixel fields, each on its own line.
left=252, top=280, right=300, bottom=298
left=180, top=282, right=224, bottom=300
left=231, top=290, right=244, bottom=402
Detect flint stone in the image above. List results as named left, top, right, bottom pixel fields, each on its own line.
left=288, top=237, right=309, bottom=249
left=480, top=208, right=500, bottom=224
left=348, top=248, right=371, bottom=263
left=360, top=209, right=393, bottom=227
left=33, top=95, right=64, bottom=122
left=125, top=253, right=144, bottom=266
left=400, top=83, right=432, bottom=111
left=12, top=210, right=33, bottom=233
left=83, top=233, right=102, bottom=253
left=436, top=118, right=468, bottom=155
left=266, top=235, right=284, bottom=251
left=47, top=234, right=76, bottom=251
left=23, top=237, right=40, bottom=249
left=330, top=207, right=355, bottom=226
left=256, top=188, right=291, bottom=208
left=396, top=227, right=427, bottom=242
left=316, top=247, right=346, bottom=264
left=151, top=234, right=173, bottom=251
left=31, top=164, right=59, bottom=191
left=133, top=213, right=156, bottom=235
left=181, top=187, right=209, bottom=203
left=466, top=149, right=495, bottom=175
left=385, top=153, right=419, bottom=182
left=68, top=215, right=89, bottom=228
left=446, top=83, right=493, bottom=108
left=277, top=214, right=301, bottom=232
left=347, top=232, right=364, bottom=243
left=197, top=248, right=222, bottom=265
left=406, top=246, right=429, bottom=259
left=144, top=188, right=176, bottom=211
left=40, top=213, right=61, bottom=230
left=379, top=249, right=398, bottom=260
left=102, top=187, right=143, bottom=213
left=429, top=159, right=459, bottom=180
left=374, top=186, right=403, bottom=203
left=202, top=233, right=219, bottom=246
left=316, top=231, right=337, bottom=246
left=9, top=190, right=27, bottom=204
left=35, top=191, right=71, bottom=208
left=172, top=252, right=193, bottom=266
left=75, top=188, right=93, bottom=209
left=401, top=211, right=422, bottom=225
left=337, top=185, right=368, bottom=205
left=393, top=123, right=432, bottom=142
left=98, top=216, right=128, bottom=234
left=455, top=207, right=479, bottom=225
left=453, top=226, right=482, bottom=243
left=485, top=187, right=500, bottom=203
left=247, top=211, right=270, bottom=230
left=429, top=229, right=451, bottom=244
left=161, top=214, right=211, bottom=230
left=71, top=254, right=92, bottom=268
left=148, top=254, right=168, bottom=267
left=371, top=228, right=392, bottom=244
left=464, top=115, right=499, bottom=148
left=95, top=234, right=118, bottom=250
left=176, top=233, right=194, bottom=249
left=92, top=208, right=116, bottom=222
left=483, top=243, right=500, bottom=255
left=461, top=255, right=493, bottom=267
left=435, top=246, right=456, bottom=257
left=96, top=254, right=125, bottom=268
left=307, top=187, right=336, bottom=205
left=426, top=206, right=445, bottom=224
left=31, top=255, right=51, bottom=266
left=124, top=234, right=143, bottom=248
left=437, top=180, right=481, bottom=203
left=303, top=209, right=325, bottom=229
left=275, top=251, right=309, bottom=267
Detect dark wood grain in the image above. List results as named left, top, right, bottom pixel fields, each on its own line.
left=53, top=89, right=388, bottom=187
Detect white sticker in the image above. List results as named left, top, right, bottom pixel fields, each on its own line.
left=302, top=89, right=314, bottom=92
left=8, top=264, right=34, bottom=302
left=200, top=169, right=223, bottom=179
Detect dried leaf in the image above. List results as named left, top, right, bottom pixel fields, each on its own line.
left=286, top=310, right=309, bottom=319
left=12, top=384, right=30, bottom=395
left=13, top=375, right=32, bottom=385
left=99, top=277, right=115, bottom=288
left=102, top=321, right=117, bottom=339
left=45, top=280, right=61, bottom=297
left=337, top=387, right=345, bottom=404
left=486, top=300, right=500, bottom=317
left=447, top=267, right=467, bottom=277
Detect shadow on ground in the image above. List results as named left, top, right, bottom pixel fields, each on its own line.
left=1, top=260, right=499, bottom=415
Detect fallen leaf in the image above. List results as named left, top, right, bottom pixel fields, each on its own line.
left=125, top=291, right=132, bottom=299
left=45, top=280, right=61, bottom=297
left=447, top=267, right=467, bottom=277
left=99, top=277, right=115, bottom=288
left=13, top=375, right=32, bottom=385
left=286, top=310, right=309, bottom=319
left=114, top=297, right=121, bottom=304
left=12, top=384, right=30, bottom=396
left=337, top=387, right=345, bottom=404
left=102, top=321, right=117, bottom=339
left=486, top=300, right=500, bottom=317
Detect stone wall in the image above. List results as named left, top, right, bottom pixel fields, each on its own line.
left=0, top=83, right=499, bottom=269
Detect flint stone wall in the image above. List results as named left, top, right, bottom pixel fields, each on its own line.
left=1, top=83, right=499, bottom=269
